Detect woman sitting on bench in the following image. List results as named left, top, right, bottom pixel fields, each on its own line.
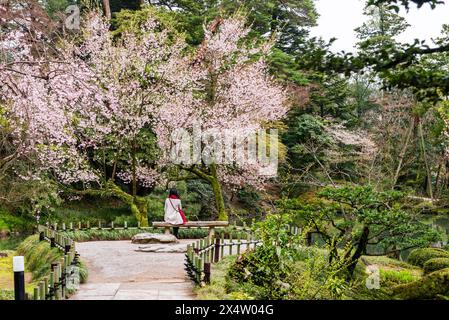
left=164, top=188, right=187, bottom=238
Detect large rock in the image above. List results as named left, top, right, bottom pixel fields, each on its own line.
left=131, top=233, right=178, bottom=244
left=136, top=244, right=188, bottom=253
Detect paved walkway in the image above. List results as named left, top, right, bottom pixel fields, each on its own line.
left=70, top=240, right=197, bottom=300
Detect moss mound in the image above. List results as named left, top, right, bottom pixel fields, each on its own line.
left=393, top=268, right=449, bottom=300
left=423, top=258, right=449, bottom=274
left=407, top=248, right=449, bottom=267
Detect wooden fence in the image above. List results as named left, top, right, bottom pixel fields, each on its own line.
left=26, top=225, right=80, bottom=300
left=42, top=220, right=221, bottom=233
left=184, top=228, right=262, bottom=285
left=184, top=224, right=302, bottom=285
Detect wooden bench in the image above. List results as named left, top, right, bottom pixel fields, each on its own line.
left=152, top=221, right=229, bottom=238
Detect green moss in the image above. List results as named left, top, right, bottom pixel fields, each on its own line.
left=407, top=248, right=449, bottom=267
left=393, top=268, right=449, bottom=300
left=423, top=258, right=449, bottom=274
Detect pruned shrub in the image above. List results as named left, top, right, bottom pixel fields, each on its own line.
left=423, top=258, right=449, bottom=274
left=407, top=248, right=449, bottom=267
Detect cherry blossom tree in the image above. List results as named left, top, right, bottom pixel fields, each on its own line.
left=154, top=16, right=290, bottom=221
left=1, top=10, right=191, bottom=226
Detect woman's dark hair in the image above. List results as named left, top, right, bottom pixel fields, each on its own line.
left=169, top=188, right=180, bottom=198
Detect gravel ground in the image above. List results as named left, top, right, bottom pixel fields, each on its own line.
left=70, top=240, right=197, bottom=300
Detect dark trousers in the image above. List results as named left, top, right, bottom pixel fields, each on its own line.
left=173, top=227, right=179, bottom=238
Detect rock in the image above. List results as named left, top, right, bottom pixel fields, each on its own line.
left=135, top=243, right=187, bottom=253
left=131, top=233, right=178, bottom=244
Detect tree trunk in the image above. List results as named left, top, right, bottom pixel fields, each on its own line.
left=392, top=119, right=414, bottom=189
left=210, top=165, right=227, bottom=221
left=107, top=181, right=149, bottom=227
left=102, top=0, right=112, bottom=20
left=347, top=226, right=370, bottom=277
left=419, top=121, right=433, bottom=199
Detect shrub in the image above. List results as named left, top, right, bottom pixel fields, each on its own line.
left=17, top=235, right=63, bottom=280
left=423, top=258, right=449, bottom=274
left=407, top=248, right=449, bottom=267
left=16, top=235, right=87, bottom=283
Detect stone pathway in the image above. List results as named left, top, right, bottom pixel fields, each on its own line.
left=70, top=240, right=197, bottom=300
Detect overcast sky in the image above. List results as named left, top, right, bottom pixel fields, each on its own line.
left=309, top=0, right=449, bottom=53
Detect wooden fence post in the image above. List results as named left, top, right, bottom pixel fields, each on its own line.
left=44, top=276, right=49, bottom=300
left=229, top=232, right=233, bottom=255
left=39, top=281, right=45, bottom=300
left=49, top=271, right=54, bottom=300
left=214, top=238, right=220, bottom=263
left=237, top=232, right=241, bottom=255
left=204, top=262, right=211, bottom=284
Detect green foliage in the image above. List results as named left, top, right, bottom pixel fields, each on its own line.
left=61, top=227, right=208, bottom=241
left=43, top=203, right=133, bottom=225
left=283, top=114, right=332, bottom=168
left=236, top=188, right=262, bottom=214
left=0, top=209, right=35, bottom=234
left=393, top=268, right=449, bottom=299
left=17, top=235, right=64, bottom=280
left=0, top=236, right=26, bottom=251
left=407, top=248, right=449, bottom=267
left=226, top=214, right=349, bottom=299
left=145, top=0, right=317, bottom=46
left=281, top=185, right=442, bottom=276
left=63, top=229, right=150, bottom=242
left=15, top=235, right=88, bottom=284
left=423, top=258, right=449, bottom=274
left=380, top=269, right=419, bottom=286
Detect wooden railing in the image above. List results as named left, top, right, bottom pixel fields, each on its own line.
left=27, top=225, right=80, bottom=300
left=185, top=228, right=262, bottom=285
left=184, top=224, right=302, bottom=285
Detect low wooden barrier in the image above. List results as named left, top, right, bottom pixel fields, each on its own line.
left=184, top=227, right=262, bottom=285
left=26, top=225, right=80, bottom=300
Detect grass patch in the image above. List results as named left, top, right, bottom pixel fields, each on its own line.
left=194, top=256, right=238, bottom=300
left=0, top=250, right=38, bottom=300
left=0, top=236, right=27, bottom=251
